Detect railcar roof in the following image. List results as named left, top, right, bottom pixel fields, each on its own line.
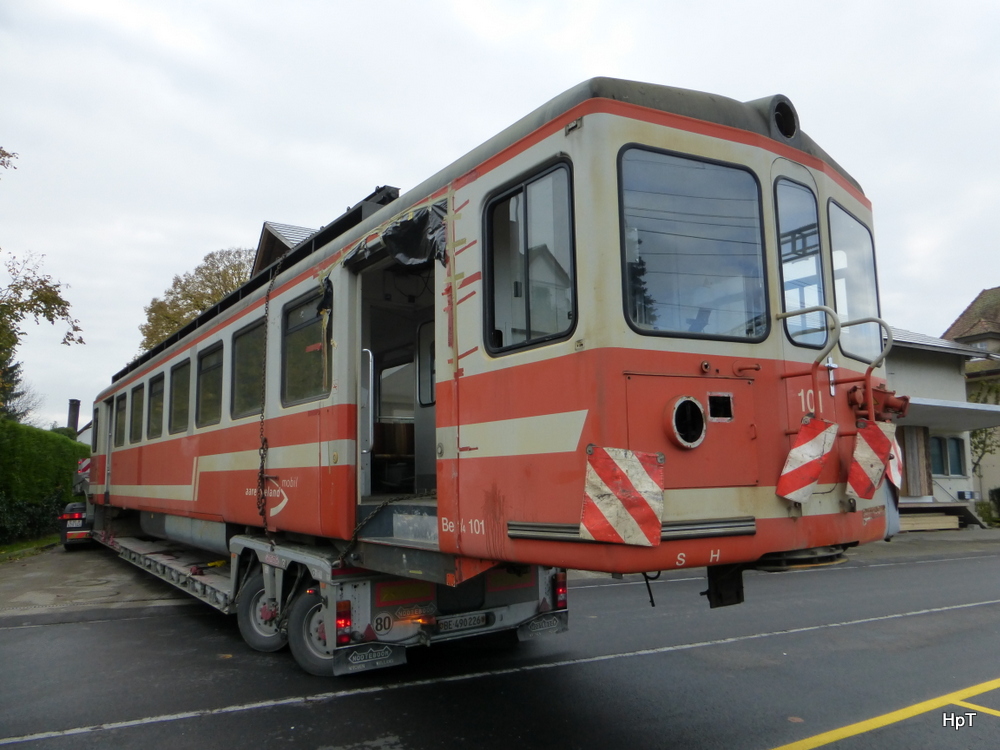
left=296, top=78, right=859, bottom=278
left=110, top=77, right=860, bottom=388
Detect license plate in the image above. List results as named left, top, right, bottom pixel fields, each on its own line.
left=67, top=520, right=83, bottom=528
left=437, top=613, right=487, bottom=633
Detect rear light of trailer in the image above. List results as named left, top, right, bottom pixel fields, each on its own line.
left=59, top=512, right=85, bottom=520
left=335, top=600, right=352, bottom=646
left=554, top=570, right=568, bottom=610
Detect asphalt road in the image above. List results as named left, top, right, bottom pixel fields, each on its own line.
left=2, top=531, right=1000, bottom=749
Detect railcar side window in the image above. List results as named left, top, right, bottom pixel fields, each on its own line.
left=620, top=149, right=766, bottom=339
left=776, top=179, right=826, bottom=347
left=830, top=202, right=880, bottom=362
left=197, top=345, right=224, bottom=427
left=380, top=361, right=415, bottom=419
left=113, top=394, right=126, bottom=448
left=232, top=321, right=266, bottom=418
left=282, top=294, right=329, bottom=405
left=129, top=384, right=144, bottom=444
left=169, top=360, right=191, bottom=433
left=147, top=374, right=164, bottom=439
left=486, top=164, right=574, bottom=351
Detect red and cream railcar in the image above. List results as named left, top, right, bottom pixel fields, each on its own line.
left=91, top=78, right=902, bottom=593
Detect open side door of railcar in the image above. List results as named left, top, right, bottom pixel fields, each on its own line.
left=350, top=230, right=441, bottom=550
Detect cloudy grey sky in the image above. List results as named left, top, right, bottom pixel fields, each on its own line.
left=2, top=0, right=999, bottom=428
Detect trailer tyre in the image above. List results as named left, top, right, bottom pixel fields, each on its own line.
left=237, top=572, right=288, bottom=653
left=287, top=589, right=336, bottom=676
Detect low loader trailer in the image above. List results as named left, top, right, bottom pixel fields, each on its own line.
left=86, top=506, right=567, bottom=676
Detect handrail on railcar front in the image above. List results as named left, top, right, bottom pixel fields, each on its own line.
left=776, top=305, right=841, bottom=419
left=832, top=316, right=894, bottom=421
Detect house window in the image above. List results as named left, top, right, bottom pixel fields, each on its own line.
left=487, top=163, right=574, bottom=351
left=930, top=436, right=966, bottom=476
left=621, top=149, right=765, bottom=340
left=197, top=345, right=224, bottom=427
left=948, top=437, right=965, bottom=476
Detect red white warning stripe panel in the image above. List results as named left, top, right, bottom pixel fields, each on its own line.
left=847, top=420, right=896, bottom=501
left=776, top=417, right=839, bottom=504
left=579, top=447, right=665, bottom=547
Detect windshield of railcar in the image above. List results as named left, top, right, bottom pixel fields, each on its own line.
left=620, top=148, right=766, bottom=340
left=829, top=201, right=881, bottom=362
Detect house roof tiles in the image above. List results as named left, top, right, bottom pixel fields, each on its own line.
left=890, top=327, right=993, bottom=358
left=942, top=286, right=1000, bottom=340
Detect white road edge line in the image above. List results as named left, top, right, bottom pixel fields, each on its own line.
left=3, top=597, right=1000, bottom=746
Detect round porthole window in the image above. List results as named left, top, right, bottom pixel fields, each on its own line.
left=665, top=396, right=706, bottom=449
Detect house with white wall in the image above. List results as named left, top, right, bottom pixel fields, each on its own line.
left=942, top=286, right=1000, bottom=502
left=885, top=329, right=1000, bottom=528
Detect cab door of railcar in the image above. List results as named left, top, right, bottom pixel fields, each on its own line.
left=770, top=159, right=843, bottom=431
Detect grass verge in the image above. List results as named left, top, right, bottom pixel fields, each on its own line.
left=0, top=534, right=59, bottom=564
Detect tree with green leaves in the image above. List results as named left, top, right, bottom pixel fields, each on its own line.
left=969, top=379, right=1000, bottom=479
left=0, top=352, right=41, bottom=423
left=138, top=247, right=254, bottom=352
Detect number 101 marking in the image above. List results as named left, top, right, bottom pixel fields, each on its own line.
left=797, top=388, right=823, bottom=414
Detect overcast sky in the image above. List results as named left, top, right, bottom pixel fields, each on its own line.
left=2, top=0, right=999, bottom=428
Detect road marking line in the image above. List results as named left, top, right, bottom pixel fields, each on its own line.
left=770, top=677, right=1000, bottom=749
left=3, top=598, right=1000, bottom=746
left=954, top=700, right=1000, bottom=718
left=792, top=554, right=1000, bottom=572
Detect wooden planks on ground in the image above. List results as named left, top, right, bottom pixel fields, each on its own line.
left=900, top=513, right=961, bottom=532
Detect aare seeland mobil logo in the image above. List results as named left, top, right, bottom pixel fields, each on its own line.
left=243, top=475, right=300, bottom=517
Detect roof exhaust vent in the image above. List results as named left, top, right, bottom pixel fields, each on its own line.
left=746, top=94, right=799, bottom=142
left=773, top=100, right=797, bottom=138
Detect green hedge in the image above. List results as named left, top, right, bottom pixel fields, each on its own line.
left=0, top=421, right=90, bottom=543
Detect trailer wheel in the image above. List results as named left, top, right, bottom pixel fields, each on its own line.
left=237, top=572, right=288, bottom=653
left=287, top=589, right=336, bottom=676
